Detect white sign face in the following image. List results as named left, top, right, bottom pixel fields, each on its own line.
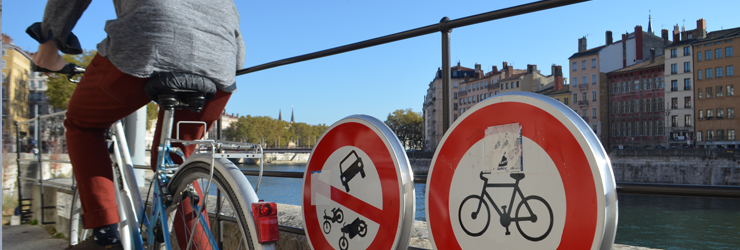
left=449, top=136, right=566, bottom=248
left=57, top=192, right=73, bottom=219
left=311, top=146, right=381, bottom=250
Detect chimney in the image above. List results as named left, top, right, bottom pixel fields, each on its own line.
left=2, top=34, right=13, bottom=44
left=606, top=31, right=613, bottom=45
left=491, top=65, right=498, bottom=73
left=578, top=36, right=587, bottom=52
left=673, top=24, right=680, bottom=42
left=474, top=63, right=481, bottom=78
left=527, top=64, right=537, bottom=74
left=635, top=26, right=643, bottom=61
left=697, top=18, right=707, bottom=38
left=457, top=61, right=461, bottom=70
left=650, top=48, right=656, bottom=64
left=661, top=29, right=669, bottom=43
left=553, top=65, right=564, bottom=91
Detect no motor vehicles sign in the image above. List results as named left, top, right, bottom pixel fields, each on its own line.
left=426, top=92, right=618, bottom=249
left=302, top=115, right=415, bottom=250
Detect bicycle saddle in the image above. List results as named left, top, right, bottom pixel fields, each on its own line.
left=144, top=72, right=217, bottom=112
left=510, top=173, right=525, bottom=181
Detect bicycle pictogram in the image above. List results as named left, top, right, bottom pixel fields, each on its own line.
left=458, top=171, right=553, bottom=242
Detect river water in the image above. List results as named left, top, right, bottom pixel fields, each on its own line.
left=240, top=164, right=740, bottom=249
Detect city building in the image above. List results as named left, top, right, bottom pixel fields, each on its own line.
left=423, top=63, right=474, bottom=151
left=3, top=34, right=31, bottom=152
left=693, top=26, right=739, bottom=148
left=569, top=24, right=669, bottom=147
left=535, top=65, right=569, bottom=106
left=663, top=20, right=707, bottom=148
left=607, top=53, right=666, bottom=149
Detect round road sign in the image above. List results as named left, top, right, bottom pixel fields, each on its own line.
left=302, top=115, right=415, bottom=250
left=426, top=92, right=617, bottom=249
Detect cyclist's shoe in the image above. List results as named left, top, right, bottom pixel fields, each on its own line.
left=66, top=238, right=123, bottom=250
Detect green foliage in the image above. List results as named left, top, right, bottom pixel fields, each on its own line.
left=223, top=115, right=328, bottom=148
left=384, top=108, right=423, bottom=150
left=29, top=219, right=38, bottom=225
left=45, top=50, right=97, bottom=110
left=146, top=102, right=158, bottom=131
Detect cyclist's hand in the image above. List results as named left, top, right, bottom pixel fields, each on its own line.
left=32, top=40, right=66, bottom=72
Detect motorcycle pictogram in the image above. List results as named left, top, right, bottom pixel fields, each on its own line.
left=322, top=207, right=344, bottom=234
left=338, top=217, right=368, bottom=250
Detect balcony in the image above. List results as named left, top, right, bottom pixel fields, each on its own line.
left=581, top=116, right=589, bottom=122
left=578, top=100, right=588, bottom=106
left=487, top=83, right=500, bottom=90
left=578, top=84, right=588, bottom=90
left=458, top=90, right=467, bottom=96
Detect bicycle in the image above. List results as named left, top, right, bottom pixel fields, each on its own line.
left=457, top=171, right=553, bottom=242
left=36, top=64, right=279, bottom=250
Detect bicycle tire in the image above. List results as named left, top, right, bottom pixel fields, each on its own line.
left=159, top=161, right=256, bottom=250
left=68, top=186, right=92, bottom=246
left=515, top=195, right=553, bottom=242
left=458, top=195, right=491, bottom=237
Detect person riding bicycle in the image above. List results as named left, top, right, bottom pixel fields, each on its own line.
left=27, top=0, right=244, bottom=249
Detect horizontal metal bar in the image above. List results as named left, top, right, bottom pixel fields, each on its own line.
left=616, top=183, right=740, bottom=198
left=17, top=159, right=71, bottom=164
left=278, top=225, right=305, bottom=235
left=241, top=170, right=303, bottom=179
left=237, top=0, right=587, bottom=75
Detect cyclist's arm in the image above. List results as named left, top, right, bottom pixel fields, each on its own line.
left=26, top=0, right=89, bottom=55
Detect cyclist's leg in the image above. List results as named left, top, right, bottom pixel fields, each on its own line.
left=150, top=90, right=231, bottom=249
left=65, top=54, right=151, bottom=229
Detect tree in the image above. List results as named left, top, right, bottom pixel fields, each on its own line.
left=384, top=108, right=423, bottom=150
left=44, top=50, right=96, bottom=110
left=223, top=115, right=328, bottom=148
left=146, top=102, right=158, bottom=130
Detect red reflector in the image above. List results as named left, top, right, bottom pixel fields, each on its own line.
left=252, top=201, right=279, bottom=243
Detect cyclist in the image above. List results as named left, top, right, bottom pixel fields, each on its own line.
left=27, top=0, right=245, bottom=249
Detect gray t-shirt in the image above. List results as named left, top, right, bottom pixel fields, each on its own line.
left=31, top=0, right=244, bottom=92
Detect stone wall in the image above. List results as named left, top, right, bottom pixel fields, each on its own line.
left=610, top=156, right=740, bottom=185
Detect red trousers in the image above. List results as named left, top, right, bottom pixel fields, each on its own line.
left=65, top=54, right=230, bottom=241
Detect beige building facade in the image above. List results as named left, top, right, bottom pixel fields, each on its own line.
left=3, top=34, right=32, bottom=151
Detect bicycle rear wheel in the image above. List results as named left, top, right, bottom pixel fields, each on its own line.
left=160, top=161, right=256, bottom=250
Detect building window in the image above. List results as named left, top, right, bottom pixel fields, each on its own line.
left=592, top=107, right=597, bottom=118
left=729, top=108, right=735, bottom=119
left=453, top=81, right=458, bottom=88
left=717, top=86, right=724, bottom=97
left=516, top=81, right=519, bottom=88
left=670, top=80, right=678, bottom=91
left=592, top=74, right=597, bottom=85
left=727, top=47, right=734, bottom=57
left=684, top=62, right=691, bottom=72
left=699, top=110, right=704, bottom=120
left=707, top=130, right=714, bottom=141
left=671, top=98, right=678, bottom=109
left=582, top=92, right=587, bottom=103
left=671, top=49, right=677, bottom=58
left=573, top=93, right=578, bottom=103
left=698, top=69, right=702, bottom=80
left=698, top=131, right=702, bottom=142
left=685, top=115, right=692, bottom=127
left=717, top=108, right=725, bottom=119
left=671, top=64, right=678, bottom=74
left=592, top=90, right=597, bottom=102
left=717, top=130, right=724, bottom=141
left=729, top=130, right=736, bottom=141
left=572, top=61, right=577, bottom=71
left=581, top=60, right=586, bottom=70
left=683, top=46, right=690, bottom=56
left=591, top=58, right=597, bottom=68
left=728, top=66, right=734, bottom=76
left=1, top=60, right=5, bottom=68
left=717, top=67, right=724, bottom=78
left=697, top=51, right=702, bottom=61
left=707, top=87, right=713, bottom=98
left=707, top=68, right=713, bottom=79
left=564, top=97, right=569, bottom=105
left=453, top=103, right=458, bottom=110
left=706, top=50, right=712, bottom=60
left=671, top=115, right=678, bottom=127
left=716, top=49, right=723, bottom=59
left=572, top=77, right=578, bottom=87
left=581, top=109, right=587, bottom=117
left=684, top=78, right=691, bottom=90
left=582, top=75, right=587, bottom=85
left=728, top=85, right=735, bottom=96
left=707, top=109, right=714, bottom=119
left=685, top=96, right=691, bottom=108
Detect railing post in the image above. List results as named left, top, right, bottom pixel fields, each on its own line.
left=440, top=17, right=452, bottom=133
left=15, top=122, right=22, bottom=222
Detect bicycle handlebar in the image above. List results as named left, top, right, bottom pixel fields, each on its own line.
left=31, top=62, right=86, bottom=83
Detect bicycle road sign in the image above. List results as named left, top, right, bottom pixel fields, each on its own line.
left=302, top=115, right=415, bottom=250
left=426, top=92, right=617, bottom=250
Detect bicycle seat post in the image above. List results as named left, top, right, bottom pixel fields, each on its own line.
left=156, top=94, right=178, bottom=169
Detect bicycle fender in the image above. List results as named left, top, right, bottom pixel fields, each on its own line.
left=180, top=153, right=277, bottom=250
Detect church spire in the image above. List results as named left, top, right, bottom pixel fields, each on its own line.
left=290, top=106, right=295, bottom=124
left=647, top=10, right=654, bottom=34
left=279, top=109, right=282, bottom=121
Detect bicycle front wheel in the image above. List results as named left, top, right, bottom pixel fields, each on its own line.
left=161, top=161, right=256, bottom=250
left=515, top=195, right=553, bottom=242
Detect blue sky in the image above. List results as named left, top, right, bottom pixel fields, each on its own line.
left=4, top=0, right=740, bottom=125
